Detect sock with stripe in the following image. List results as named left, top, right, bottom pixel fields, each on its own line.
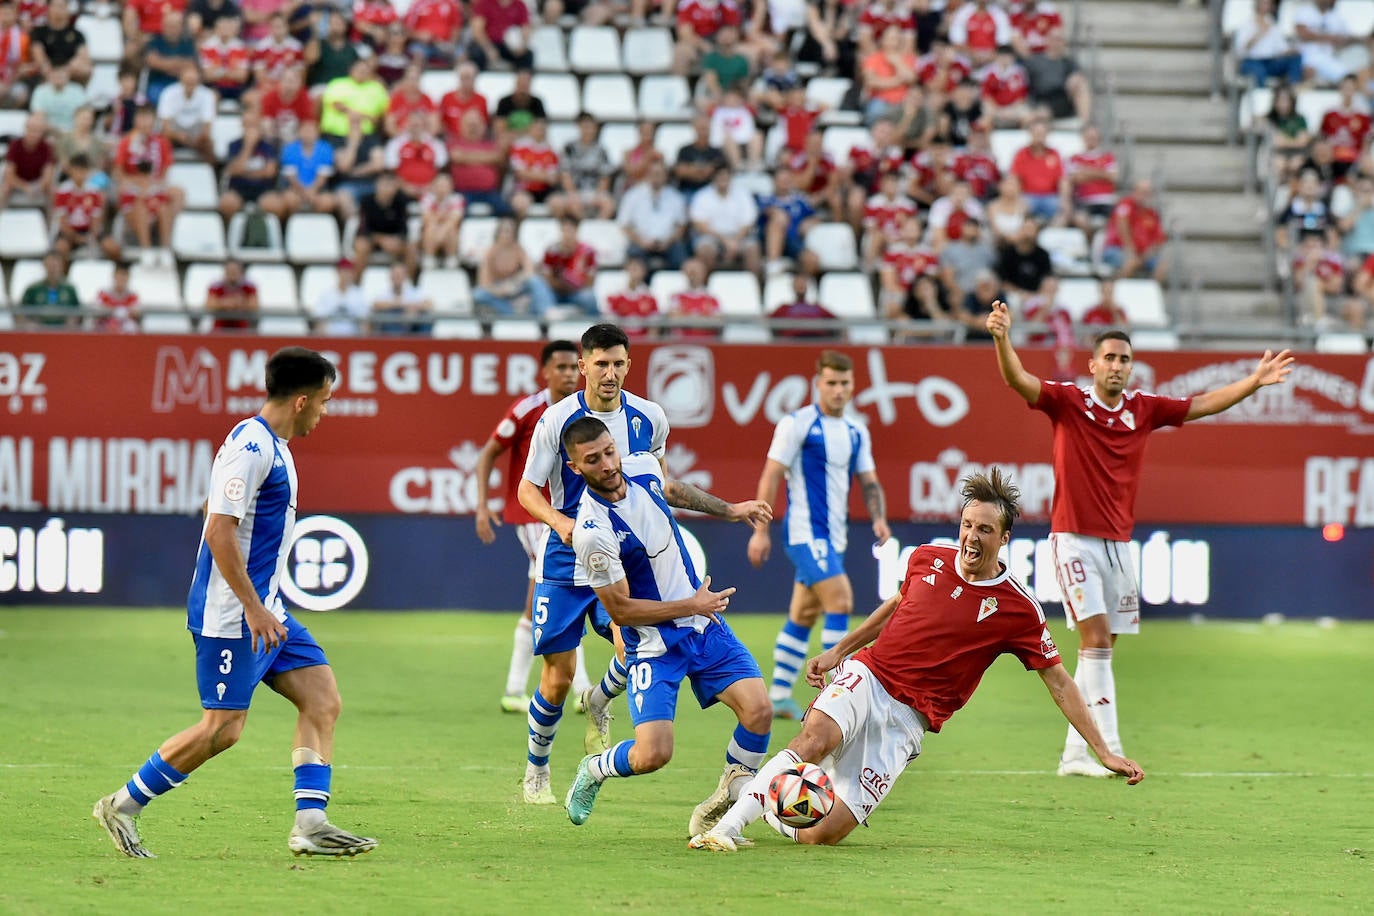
left=1063, top=647, right=1119, bottom=759
left=504, top=617, right=534, bottom=697
left=725, top=724, right=770, bottom=798
left=526, top=689, right=564, bottom=774
left=769, top=620, right=811, bottom=702
left=821, top=612, right=849, bottom=653
left=713, top=748, right=802, bottom=838
left=588, top=656, right=628, bottom=714
left=587, top=739, right=635, bottom=783
left=763, top=810, right=801, bottom=842
left=292, top=747, right=330, bottom=830
left=115, top=750, right=189, bottom=816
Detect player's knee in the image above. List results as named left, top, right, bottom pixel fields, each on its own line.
left=739, top=698, right=773, bottom=734
left=791, top=605, right=821, bottom=627
left=631, top=743, right=672, bottom=773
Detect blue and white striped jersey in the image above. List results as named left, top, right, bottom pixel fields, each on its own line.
left=188, top=415, right=296, bottom=638
left=767, top=404, right=875, bottom=555
left=572, top=453, right=706, bottom=659
left=522, top=389, right=668, bottom=586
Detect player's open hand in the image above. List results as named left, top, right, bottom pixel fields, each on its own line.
left=1253, top=348, right=1295, bottom=388
left=475, top=507, right=500, bottom=544
left=872, top=517, right=892, bottom=547
left=747, top=528, right=771, bottom=568
left=553, top=514, right=576, bottom=546
left=245, top=602, right=288, bottom=654
left=1101, top=752, right=1145, bottom=785
left=728, top=499, right=773, bottom=528
left=804, top=649, right=841, bottom=688
left=692, top=576, right=735, bottom=624
left=986, top=300, right=1012, bottom=339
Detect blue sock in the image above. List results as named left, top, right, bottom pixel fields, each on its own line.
left=770, top=619, right=811, bottom=701
left=594, top=657, right=629, bottom=704
left=125, top=751, right=188, bottom=807
left=294, top=763, right=331, bottom=811
left=588, top=739, right=635, bottom=782
left=821, top=612, right=849, bottom=653
left=527, top=689, right=564, bottom=769
left=726, top=723, right=770, bottom=771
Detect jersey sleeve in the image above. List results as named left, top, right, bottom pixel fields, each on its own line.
left=205, top=426, right=273, bottom=521
left=490, top=399, right=521, bottom=448
left=853, top=421, right=877, bottom=475
left=622, top=451, right=665, bottom=486
left=1009, top=615, right=1062, bottom=672
left=573, top=510, right=626, bottom=590
left=521, top=411, right=560, bottom=486
left=648, top=403, right=669, bottom=459
left=1030, top=379, right=1074, bottom=418
left=765, top=412, right=804, bottom=467
left=1142, top=390, right=1192, bottom=429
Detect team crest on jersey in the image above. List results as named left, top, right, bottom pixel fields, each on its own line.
left=243, top=442, right=260, bottom=454
left=1121, top=410, right=1136, bottom=430
left=587, top=551, right=611, bottom=574
left=631, top=416, right=643, bottom=437
left=224, top=477, right=246, bottom=501
left=977, top=597, right=998, bottom=622
left=932, top=558, right=944, bottom=570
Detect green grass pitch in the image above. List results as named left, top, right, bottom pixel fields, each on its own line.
left=0, top=609, right=1370, bottom=914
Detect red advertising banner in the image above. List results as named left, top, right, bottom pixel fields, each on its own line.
left=3, top=333, right=1373, bottom=527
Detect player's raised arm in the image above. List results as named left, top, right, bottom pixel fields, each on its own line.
left=662, top=476, right=773, bottom=527
left=474, top=438, right=505, bottom=544
left=1183, top=348, right=1295, bottom=421
left=746, top=459, right=788, bottom=568
left=804, top=592, right=902, bottom=686
left=986, top=300, right=1042, bottom=405
left=592, top=575, right=735, bottom=628
left=1037, top=664, right=1144, bottom=784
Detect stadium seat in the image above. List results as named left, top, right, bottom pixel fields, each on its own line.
left=458, top=216, right=498, bottom=266
left=432, top=317, right=484, bottom=339
left=258, top=315, right=311, bottom=336
left=1237, top=86, right=1272, bottom=133
left=1038, top=226, right=1093, bottom=276
left=87, top=63, right=119, bottom=107
left=1220, top=0, right=1252, bottom=36
left=804, top=223, right=859, bottom=271
left=227, top=211, right=285, bottom=262
left=807, top=78, right=861, bottom=126
left=0, top=108, right=25, bottom=141
left=639, top=75, right=693, bottom=122
left=1114, top=278, right=1169, bottom=327
left=285, top=213, right=342, bottom=264
left=1296, top=89, right=1341, bottom=136
left=578, top=219, right=627, bottom=268
left=707, top=271, right=763, bottom=319
left=211, top=114, right=242, bottom=160
left=593, top=269, right=627, bottom=305
left=546, top=120, right=579, bottom=155
left=171, top=212, right=228, bottom=262
left=518, top=218, right=560, bottom=262
left=168, top=163, right=220, bottom=211
left=489, top=318, right=543, bottom=340
left=821, top=126, right=870, bottom=166
left=763, top=272, right=810, bottom=311
left=7, top=259, right=42, bottom=303
left=1314, top=331, right=1370, bottom=353
left=732, top=171, right=774, bottom=198
left=181, top=262, right=221, bottom=311
left=359, top=265, right=392, bottom=300
left=1055, top=277, right=1101, bottom=321
left=76, top=15, right=124, bottom=63
left=650, top=269, right=688, bottom=304
left=531, top=73, right=581, bottom=122
left=598, top=123, right=639, bottom=168
left=244, top=263, right=301, bottom=313
left=654, top=121, right=695, bottom=162
left=819, top=272, right=884, bottom=343
left=130, top=265, right=185, bottom=310
left=299, top=264, right=339, bottom=313
left=622, top=27, right=674, bottom=75
left=990, top=130, right=1083, bottom=172
left=474, top=72, right=517, bottom=107
left=139, top=310, right=196, bottom=334
left=0, top=210, right=49, bottom=259
left=69, top=259, right=115, bottom=305
left=1277, top=0, right=1374, bottom=43
left=419, top=70, right=458, bottom=100
left=1130, top=329, right=1182, bottom=351
left=417, top=268, right=473, bottom=312
left=568, top=26, right=621, bottom=74
left=722, top=322, right=772, bottom=343
left=548, top=317, right=598, bottom=340
left=531, top=25, right=569, bottom=72
left=763, top=123, right=787, bottom=163
left=582, top=75, right=637, bottom=122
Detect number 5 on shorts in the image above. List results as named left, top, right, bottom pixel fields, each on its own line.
left=534, top=595, right=550, bottom=626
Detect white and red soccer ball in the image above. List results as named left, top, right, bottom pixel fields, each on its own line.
left=767, top=762, right=835, bottom=829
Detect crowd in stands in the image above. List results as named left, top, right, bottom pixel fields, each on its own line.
left=0, top=0, right=1163, bottom=343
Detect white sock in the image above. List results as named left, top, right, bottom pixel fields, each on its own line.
left=505, top=617, right=534, bottom=696
left=295, top=807, right=327, bottom=831
left=571, top=642, right=592, bottom=695
left=1065, top=647, right=1120, bottom=758
left=713, top=749, right=801, bottom=837
left=762, top=810, right=800, bottom=842
left=1062, top=656, right=1092, bottom=760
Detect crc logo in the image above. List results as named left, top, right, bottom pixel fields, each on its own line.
left=646, top=345, right=714, bottom=428
left=152, top=347, right=222, bottom=413
left=281, top=515, right=369, bottom=611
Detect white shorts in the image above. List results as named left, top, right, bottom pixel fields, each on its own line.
left=807, top=659, right=927, bottom=825
left=516, top=522, right=546, bottom=579
left=1049, top=532, right=1140, bottom=635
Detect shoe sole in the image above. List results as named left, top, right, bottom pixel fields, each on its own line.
left=289, top=841, right=378, bottom=857
left=687, top=835, right=737, bottom=853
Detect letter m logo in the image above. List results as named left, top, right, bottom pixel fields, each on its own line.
left=152, top=347, right=223, bottom=413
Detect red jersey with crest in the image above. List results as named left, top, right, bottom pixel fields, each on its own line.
left=1066, top=148, right=1117, bottom=204
left=199, top=37, right=250, bottom=88
left=979, top=62, right=1029, bottom=106
left=607, top=287, right=659, bottom=339
left=855, top=543, right=1060, bottom=732
left=490, top=388, right=554, bottom=525
left=543, top=242, right=597, bottom=287
left=1320, top=108, right=1371, bottom=164
left=676, top=0, right=741, bottom=36
left=1102, top=196, right=1165, bottom=251
left=1292, top=250, right=1345, bottom=284
left=1032, top=380, right=1192, bottom=540
left=864, top=192, right=917, bottom=234
left=786, top=148, right=837, bottom=195
left=917, top=52, right=972, bottom=93
left=859, top=2, right=915, bottom=38
left=848, top=144, right=906, bottom=193
left=670, top=289, right=721, bottom=338
left=1011, top=2, right=1063, bottom=53
left=253, top=35, right=305, bottom=82
left=53, top=179, right=105, bottom=232
left=405, top=0, right=463, bottom=40
left=953, top=150, right=1000, bottom=199
left=389, top=90, right=437, bottom=129
left=353, top=0, right=399, bottom=33
left=883, top=241, right=939, bottom=285
left=777, top=104, right=822, bottom=153
left=510, top=138, right=559, bottom=193
left=439, top=89, right=489, bottom=134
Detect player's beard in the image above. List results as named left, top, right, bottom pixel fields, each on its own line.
left=585, top=464, right=624, bottom=499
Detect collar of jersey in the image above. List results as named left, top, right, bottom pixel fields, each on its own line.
left=577, top=391, right=624, bottom=415
left=1086, top=387, right=1125, bottom=413
left=252, top=414, right=281, bottom=440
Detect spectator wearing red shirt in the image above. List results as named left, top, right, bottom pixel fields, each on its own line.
left=0, top=0, right=36, bottom=107
left=770, top=273, right=839, bottom=340
left=405, top=0, right=463, bottom=63
left=669, top=257, right=723, bottom=338
left=1348, top=246, right=1374, bottom=328
left=95, top=263, right=141, bottom=333
left=252, top=13, right=304, bottom=85
left=509, top=118, right=564, bottom=219
left=1320, top=74, right=1370, bottom=181
left=352, top=0, right=398, bottom=48
left=123, top=0, right=190, bottom=57
left=606, top=258, right=660, bottom=339
left=1292, top=230, right=1352, bottom=327
left=879, top=214, right=940, bottom=309
left=541, top=216, right=600, bottom=315
left=917, top=39, right=973, bottom=102
left=1079, top=276, right=1129, bottom=331
left=776, top=84, right=824, bottom=154
left=0, top=112, right=54, bottom=207
left=1009, top=118, right=1064, bottom=222
left=948, top=0, right=1012, bottom=67
left=908, top=136, right=956, bottom=208
left=449, top=108, right=510, bottom=216
left=419, top=171, right=464, bottom=268
left=52, top=152, right=121, bottom=261
left=843, top=118, right=907, bottom=232
left=980, top=46, right=1032, bottom=128
left=1101, top=179, right=1168, bottom=282
left=954, top=124, right=1002, bottom=200
left=1010, top=0, right=1064, bottom=57
left=674, top=0, right=743, bottom=75
left=259, top=66, right=316, bottom=142
left=862, top=169, right=918, bottom=262
left=439, top=61, right=488, bottom=137
left=205, top=258, right=260, bottom=331
left=1064, top=123, right=1119, bottom=234
left=199, top=14, right=252, bottom=102
left=857, top=0, right=916, bottom=57
left=787, top=132, right=842, bottom=217
left=385, top=110, right=448, bottom=196
left=469, top=0, right=534, bottom=72
left=385, top=64, right=440, bottom=138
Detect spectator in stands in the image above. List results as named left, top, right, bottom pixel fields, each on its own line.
left=844, top=118, right=906, bottom=230
left=405, top=0, right=463, bottom=65
left=439, top=61, right=488, bottom=136
left=758, top=167, right=821, bottom=275
left=773, top=82, right=826, bottom=157
left=1294, top=0, right=1362, bottom=86
left=938, top=79, right=984, bottom=148
left=188, top=0, right=245, bottom=38
left=668, top=257, right=722, bottom=338
left=220, top=108, right=290, bottom=222
left=1234, top=0, right=1302, bottom=86
left=0, top=1, right=36, bottom=110
left=311, top=258, right=372, bottom=334
left=1010, top=118, right=1065, bottom=223
left=1024, top=29, right=1090, bottom=122
left=241, top=0, right=287, bottom=44
left=95, top=263, right=141, bottom=333
left=1337, top=174, right=1374, bottom=262
left=156, top=66, right=217, bottom=163
left=959, top=269, right=1006, bottom=341
left=940, top=215, right=997, bottom=303
left=795, top=0, right=849, bottom=73
left=1080, top=276, right=1128, bottom=329
left=385, top=65, right=439, bottom=138
left=1297, top=136, right=1338, bottom=194
left=908, top=134, right=955, bottom=211
left=30, top=0, right=89, bottom=85
left=108, top=65, right=146, bottom=137
left=124, top=0, right=182, bottom=58
left=770, top=273, right=838, bottom=340
left=305, top=9, right=359, bottom=92
left=52, top=152, right=121, bottom=261
left=1102, top=178, right=1169, bottom=281
left=17, top=252, right=80, bottom=329
left=606, top=256, right=660, bottom=339
left=469, top=0, right=534, bottom=71
left=260, top=66, right=316, bottom=141
left=947, top=0, right=1010, bottom=68
left=1276, top=169, right=1333, bottom=251
left=375, top=22, right=420, bottom=86
left=509, top=117, right=563, bottom=218
left=862, top=168, right=917, bottom=264
left=856, top=0, right=915, bottom=59
left=1265, top=85, right=1311, bottom=188
left=673, top=114, right=726, bottom=196
left=916, top=37, right=972, bottom=108
left=1021, top=278, right=1076, bottom=378
left=996, top=217, right=1055, bottom=299
left=386, top=109, right=448, bottom=197
left=983, top=172, right=1029, bottom=246
left=1320, top=74, right=1369, bottom=182
left=787, top=131, right=843, bottom=216
left=697, top=25, right=751, bottom=111
left=1348, top=246, right=1374, bottom=327
left=281, top=117, right=338, bottom=215
left=449, top=108, right=508, bottom=215
left=544, top=0, right=614, bottom=27
left=893, top=83, right=936, bottom=153
left=254, top=12, right=306, bottom=86
left=29, top=64, right=87, bottom=136
left=881, top=214, right=944, bottom=316
left=1292, top=229, right=1349, bottom=327
left=860, top=24, right=917, bottom=124
left=751, top=49, right=802, bottom=117
left=690, top=164, right=761, bottom=273
left=1063, top=123, right=1119, bottom=236
left=371, top=262, right=435, bottom=334
left=56, top=105, right=108, bottom=174
left=473, top=218, right=556, bottom=317
left=354, top=0, right=400, bottom=49
left=981, top=46, right=1033, bottom=128
left=561, top=113, right=616, bottom=220
left=320, top=56, right=389, bottom=144
left=144, top=10, right=198, bottom=105
left=494, top=68, right=546, bottom=142
left=419, top=171, right=463, bottom=268
left=0, top=112, right=55, bottom=207
left=200, top=13, right=252, bottom=102
left=616, top=122, right=659, bottom=191
left=674, top=0, right=743, bottom=76
left=619, top=160, right=690, bottom=270
left=354, top=170, right=417, bottom=272
left=1010, top=0, right=1063, bottom=59
left=205, top=258, right=260, bottom=331
left=929, top=179, right=986, bottom=250
left=332, top=116, right=388, bottom=219
left=708, top=88, right=762, bottom=170
left=541, top=216, right=601, bottom=315
left=954, top=123, right=1002, bottom=200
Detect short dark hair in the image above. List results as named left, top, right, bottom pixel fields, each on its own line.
left=1093, top=329, right=1132, bottom=353
left=67, top=152, right=90, bottom=170
left=266, top=347, right=336, bottom=399
left=581, top=323, right=631, bottom=354
left=961, top=466, right=1021, bottom=534
left=817, top=350, right=853, bottom=373
left=562, top=415, right=611, bottom=453
left=541, top=339, right=578, bottom=365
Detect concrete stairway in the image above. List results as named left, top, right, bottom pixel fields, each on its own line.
left=1068, top=0, right=1283, bottom=326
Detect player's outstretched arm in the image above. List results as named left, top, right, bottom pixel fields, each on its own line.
left=517, top=478, right=575, bottom=545
left=1184, top=348, right=1296, bottom=421
left=986, top=300, right=1042, bottom=405
left=804, top=593, right=901, bottom=687
left=474, top=438, right=506, bottom=545
left=747, top=460, right=788, bottom=568
left=592, top=575, right=735, bottom=627
left=857, top=470, right=891, bottom=546
left=663, top=478, right=773, bottom=527
left=204, top=513, right=288, bottom=653
left=1037, top=664, right=1145, bottom=785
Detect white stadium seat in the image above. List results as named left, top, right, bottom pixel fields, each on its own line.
left=531, top=74, right=581, bottom=122
left=299, top=265, right=338, bottom=309
left=489, top=318, right=543, bottom=340
left=598, top=122, right=639, bottom=168
left=547, top=120, right=579, bottom=156
left=181, top=262, right=223, bottom=311
left=244, top=264, right=301, bottom=313
left=285, top=213, right=342, bottom=264
left=76, top=14, right=124, bottom=63
left=417, top=268, right=473, bottom=313
left=594, top=270, right=627, bottom=305
left=7, top=259, right=42, bottom=303
left=458, top=216, right=498, bottom=266
left=807, top=78, right=861, bottom=125
left=1314, top=331, right=1370, bottom=354
left=475, top=72, right=517, bottom=106
left=547, top=317, right=598, bottom=340
left=432, top=317, right=484, bottom=339
left=518, top=218, right=560, bottom=262
left=139, top=310, right=195, bottom=334
left=257, top=315, right=311, bottom=336
left=531, top=25, right=569, bottom=72
left=582, top=74, right=637, bottom=122
left=764, top=272, right=813, bottom=311
left=639, top=75, right=693, bottom=122
left=706, top=271, right=763, bottom=318
left=577, top=219, right=627, bottom=268
left=822, top=126, right=870, bottom=166
left=654, top=121, right=696, bottom=162
left=1130, top=329, right=1182, bottom=351
left=804, top=223, right=859, bottom=271
left=622, top=28, right=674, bottom=75
left=211, top=114, right=242, bottom=160
left=0, top=209, right=49, bottom=259
left=171, top=212, right=228, bottom=262
left=87, top=63, right=120, bottom=107
left=1039, top=226, right=1093, bottom=275
left=568, top=26, right=621, bottom=74
left=419, top=70, right=458, bottom=100
left=650, top=270, right=688, bottom=305
left=1055, top=277, right=1101, bottom=321
left=1114, top=278, right=1169, bottom=327
left=819, top=272, right=883, bottom=343
left=129, top=265, right=185, bottom=310
left=227, top=211, right=286, bottom=262
left=359, top=265, right=393, bottom=300
left=722, top=322, right=771, bottom=342
left=69, top=259, right=115, bottom=305
left=169, top=162, right=219, bottom=211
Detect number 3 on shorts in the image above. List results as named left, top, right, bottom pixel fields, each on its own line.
left=534, top=595, right=550, bottom=626
left=630, top=661, right=652, bottom=692
left=219, top=648, right=233, bottom=674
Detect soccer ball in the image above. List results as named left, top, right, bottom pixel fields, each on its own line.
left=768, top=762, right=835, bottom=829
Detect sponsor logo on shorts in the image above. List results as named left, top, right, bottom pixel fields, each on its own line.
left=860, top=767, right=891, bottom=802
left=224, top=477, right=246, bottom=501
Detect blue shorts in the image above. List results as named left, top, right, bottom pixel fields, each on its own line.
left=784, top=540, right=847, bottom=587
left=192, top=613, right=328, bottom=710
left=625, top=618, right=763, bottom=726
left=532, top=581, right=613, bottom=656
